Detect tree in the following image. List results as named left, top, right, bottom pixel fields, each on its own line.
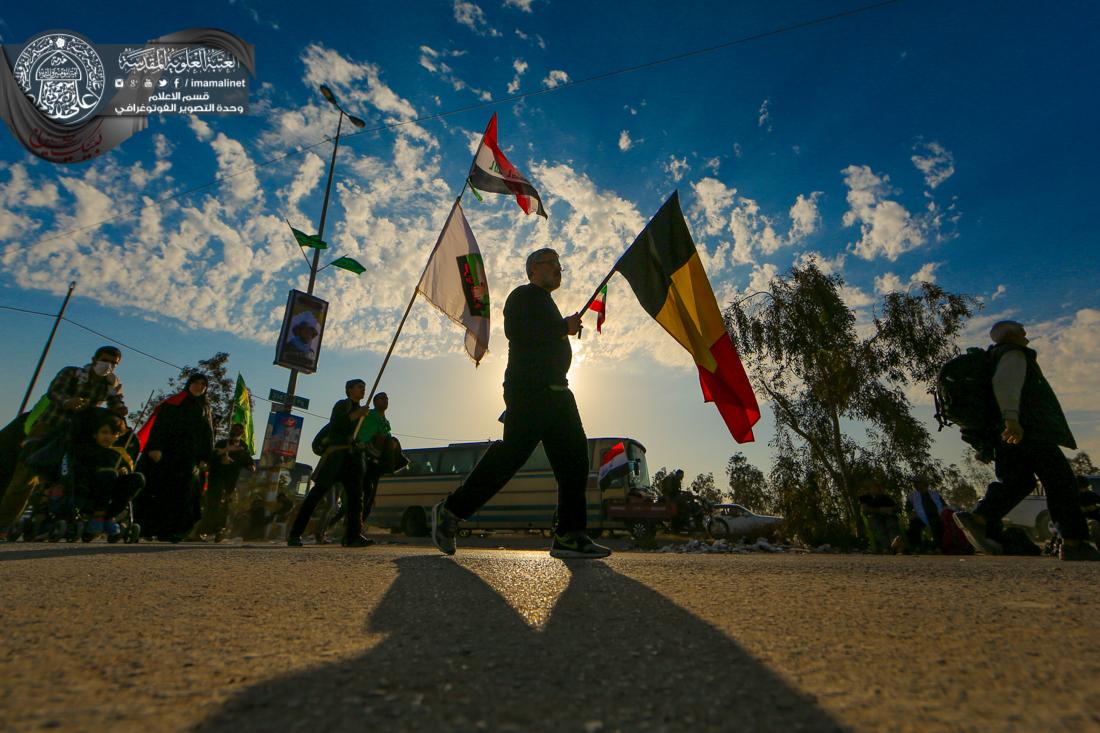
left=1069, top=452, right=1098, bottom=476
left=131, top=352, right=241, bottom=440
left=724, top=263, right=976, bottom=542
left=726, top=453, right=771, bottom=510
left=689, top=472, right=721, bottom=505
left=650, top=467, right=668, bottom=493
left=939, top=463, right=979, bottom=509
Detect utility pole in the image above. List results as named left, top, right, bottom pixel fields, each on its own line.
left=280, top=85, right=365, bottom=414
left=18, top=281, right=76, bottom=416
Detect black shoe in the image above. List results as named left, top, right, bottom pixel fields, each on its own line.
left=431, top=501, right=459, bottom=556
left=953, top=511, right=1003, bottom=555
left=550, top=532, right=612, bottom=560
left=287, top=536, right=303, bottom=547
left=341, top=535, right=375, bottom=548
left=1059, top=542, right=1100, bottom=561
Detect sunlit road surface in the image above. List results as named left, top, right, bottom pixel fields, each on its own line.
left=2, top=540, right=1098, bottom=732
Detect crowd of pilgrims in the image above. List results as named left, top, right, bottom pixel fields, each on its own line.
left=0, top=346, right=256, bottom=543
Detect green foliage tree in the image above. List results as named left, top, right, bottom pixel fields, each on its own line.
left=130, top=352, right=240, bottom=440
left=938, top=463, right=979, bottom=509
left=724, top=263, right=976, bottom=543
left=1069, top=451, right=1098, bottom=475
left=689, top=472, right=721, bottom=505
left=726, top=453, right=771, bottom=510
left=650, top=466, right=668, bottom=493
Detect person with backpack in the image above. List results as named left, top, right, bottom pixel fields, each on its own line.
left=286, top=379, right=373, bottom=548
left=952, top=321, right=1099, bottom=561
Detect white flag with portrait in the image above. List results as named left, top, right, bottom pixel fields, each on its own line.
left=417, top=200, right=490, bottom=365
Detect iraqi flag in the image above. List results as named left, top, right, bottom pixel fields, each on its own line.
left=598, top=441, right=630, bottom=488
left=614, top=192, right=760, bottom=443
left=417, top=199, right=491, bottom=365
left=467, top=113, right=547, bottom=218
left=590, top=285, right=607, bottom=333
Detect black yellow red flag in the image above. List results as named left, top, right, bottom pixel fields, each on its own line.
left=615, top=192, right=760, bottom=443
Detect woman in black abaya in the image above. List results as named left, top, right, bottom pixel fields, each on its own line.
left=136, top=373, right=214, bottom=542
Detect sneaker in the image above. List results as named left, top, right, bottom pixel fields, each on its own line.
left=341, top=535, right=375, bottom=548
left=431, top=501, right=459, bottom=556
left=550, top=531, right=612, bottom=560
left=953, top=511, right=1003, bottom=555
left=1059, top=542, right=1100, bottom=561
left=287, top=536, right=303, bottom=547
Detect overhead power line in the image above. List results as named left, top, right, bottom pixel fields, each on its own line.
left=0, top=303, right=478, bottom=441
left=20, top=0, right=904, bottom=252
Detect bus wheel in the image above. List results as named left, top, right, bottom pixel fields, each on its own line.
left=401, top=507, right=429, bottom=537
left=1033, top=511, right=1053, bottom=541
left=458, top=528, right=471, bottom=538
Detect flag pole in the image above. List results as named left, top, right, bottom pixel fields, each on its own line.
left=345, top=195, right=466, bottom=446
left=115, top=389, right=155, bottom=470
left=577, top=268, right=618, bottom=318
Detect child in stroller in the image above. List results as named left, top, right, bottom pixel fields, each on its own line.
left=70, top=410, right=145, bottom=542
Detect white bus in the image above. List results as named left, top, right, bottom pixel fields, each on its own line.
left=371, top=437, right=651, bottom=536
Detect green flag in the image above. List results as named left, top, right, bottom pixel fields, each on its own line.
left=231, top=373, right=255, bottom=454
left=330, top=256, right=366, bottom=275
left=286, top=220, right=327, bottom=250
left=23, top=394, right=51, bottom=434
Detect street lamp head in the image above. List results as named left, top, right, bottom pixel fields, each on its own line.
left=319, top=84, right=337, bottom=106
left=348, top=115, right=367, bottom=129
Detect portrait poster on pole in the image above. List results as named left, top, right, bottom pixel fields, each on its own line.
left=258, top=410, right=304, bottom=470
left=274, top=290, right=328, bottom=374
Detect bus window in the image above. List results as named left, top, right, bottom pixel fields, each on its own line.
left=522, top=444, right=551, bottom=472
left=408, top=450, right=441, bottom=476
left=442, top=448, right=479, bottom=475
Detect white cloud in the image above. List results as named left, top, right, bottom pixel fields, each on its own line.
left=664, top=156, right=689, bottom=182
left=542, top=69, right=569, bottom=88
left=873, top=272, right=905, bottom=294
left=911, top=261, right=939, bottom=283
left=841, top=164, right=928, bottom=261
left=991, top=284, right=1007, bottom=301
left=704, top=157, right=721, bottom=174
left=688, top=178, right=822, bottom=266
left=732, top=142, right=742, bottom=158
left=507, top=58, right=528, bottom=94
left=757, top=98, right=771, bottom=130
left=418, top=46, right=494, bottom=102
left=618, top=130, right=633, bottom=152
left=503, top=0, right=534, bottom=11
left=793, top=251, right=846, bottom=276
left=873, top=262, right=940, bottom=294
left=787, top=192, right=822, bottom=241
left=454, top=1, right=502, bottom=36
left=911, top=140, right=955, bottom=189
left=748, top=263, right=778, bottom=295
left=1043, top=309, right=1100, bottom=405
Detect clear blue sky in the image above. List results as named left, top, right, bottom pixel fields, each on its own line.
left=2, top=0, right=1098, bottom=488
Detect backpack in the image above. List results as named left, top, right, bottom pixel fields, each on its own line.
left=311, top=423, right=331, bottom=457
left=933, top=347, right=1000, bottom=432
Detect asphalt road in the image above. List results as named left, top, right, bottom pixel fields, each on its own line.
left=2, top=538, right=1099, bottom=732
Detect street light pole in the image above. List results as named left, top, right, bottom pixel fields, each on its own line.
left=18, top=281, right=76, bottom=417
left=280, top=85, right=365, bottom=411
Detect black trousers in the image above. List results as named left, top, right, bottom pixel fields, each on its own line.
left=328, top=463, right=383, bottom=530
left=445, top=387, right=589, bottom=534
left=976, top=440, right=1088, bottom=541
left=289, top=450, right=364, bottom=540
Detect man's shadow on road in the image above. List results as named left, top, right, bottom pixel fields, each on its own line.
left=197, top=555, right=845, bottom=732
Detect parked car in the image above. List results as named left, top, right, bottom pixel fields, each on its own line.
left=1003, top=474, right=1100, bottom=540
left=706, top=503, right=783, bottom=539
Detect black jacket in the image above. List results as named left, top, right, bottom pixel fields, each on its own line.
left=503, top=283, right=571, bottom=391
